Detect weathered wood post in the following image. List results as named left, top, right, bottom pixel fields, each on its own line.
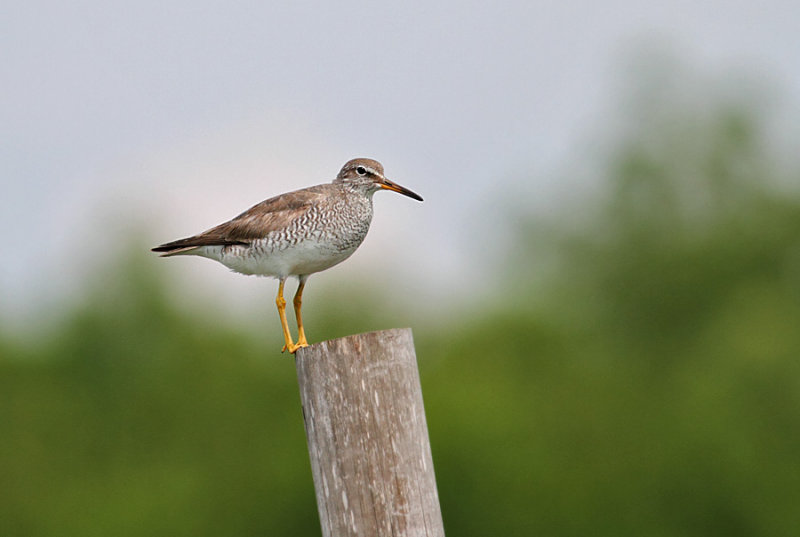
left=295, top=328, right=445, bottom=537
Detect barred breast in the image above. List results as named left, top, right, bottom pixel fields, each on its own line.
left=199, top=189, right=375, bottom=278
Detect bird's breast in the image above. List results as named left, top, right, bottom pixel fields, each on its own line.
left=213, top=197, right=374, bottom=278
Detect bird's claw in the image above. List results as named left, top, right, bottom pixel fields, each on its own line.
left=282, top=341, right=309, bottom=354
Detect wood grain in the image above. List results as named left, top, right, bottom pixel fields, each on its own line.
left=295, top=328, right=444, bottom=537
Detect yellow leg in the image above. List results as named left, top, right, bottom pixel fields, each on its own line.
left=293, top=276, right=309, bottom=348
left=276, top=279, right=300, bottom=354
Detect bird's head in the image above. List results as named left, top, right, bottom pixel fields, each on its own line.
left=334, top=158, right=423, bottom=202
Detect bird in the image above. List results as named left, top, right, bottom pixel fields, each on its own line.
left=151, top=158, right=423, bottom=353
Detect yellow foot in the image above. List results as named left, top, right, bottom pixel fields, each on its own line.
left=281, top=341, right=309, bottom=354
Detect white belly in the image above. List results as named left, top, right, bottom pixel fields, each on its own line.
left=194, top=238, right=361, bottom=279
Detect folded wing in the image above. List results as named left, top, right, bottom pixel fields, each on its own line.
left=151, top=185, right=330, bottom=256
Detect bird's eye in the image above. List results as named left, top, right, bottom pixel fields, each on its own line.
left=356, top=166, right=367, bottom=176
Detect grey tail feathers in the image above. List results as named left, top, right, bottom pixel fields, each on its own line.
left=151, top=237, right=248, bottom=257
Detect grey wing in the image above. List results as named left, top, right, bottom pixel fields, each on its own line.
left=152, top=184, right=330, bottom=254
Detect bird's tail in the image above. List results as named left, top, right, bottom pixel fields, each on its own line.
left=151, top=238, right=203, bottom=257
left=151, top=236, right=249, bottom=257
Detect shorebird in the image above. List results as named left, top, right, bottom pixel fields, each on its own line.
left=152, top=158, right=423, bottom=353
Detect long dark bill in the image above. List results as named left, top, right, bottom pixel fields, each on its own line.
left=380, top=179, right=424, bottom=202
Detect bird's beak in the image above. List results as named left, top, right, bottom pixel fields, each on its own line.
left=379, top=177, right=424, bottom=202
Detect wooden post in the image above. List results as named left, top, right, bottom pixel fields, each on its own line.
left=295, top=328, right=445, bottom=537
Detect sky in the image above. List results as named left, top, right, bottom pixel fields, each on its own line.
left=3, top=1, right=799, bottom=328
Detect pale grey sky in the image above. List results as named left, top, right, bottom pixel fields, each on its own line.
left=3, top=1, right=799, bottom=327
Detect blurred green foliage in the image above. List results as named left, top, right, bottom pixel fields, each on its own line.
left=3, top=88, right=800, bottom=536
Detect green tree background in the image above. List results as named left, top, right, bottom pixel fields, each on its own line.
left=3, top=71, right=799, bottom=536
